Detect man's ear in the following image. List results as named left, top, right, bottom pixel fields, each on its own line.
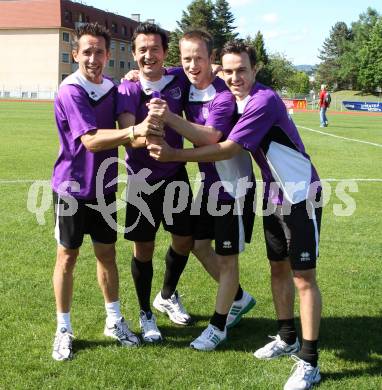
left=72, top=50, right=79, bottom=63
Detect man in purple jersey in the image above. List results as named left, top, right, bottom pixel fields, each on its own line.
left=51, top=23, right=163, bottom=360
left=148, top=40, right=322, bottom=390
left=117, top=23, right=194, bottom=343
left=148, top=30, right=256, bottom=351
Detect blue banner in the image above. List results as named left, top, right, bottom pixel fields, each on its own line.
left=342, top=101, right=382, bottom=112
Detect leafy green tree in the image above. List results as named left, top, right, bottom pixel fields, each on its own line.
left=268, top=53, right=295, bottom=92
left=358, top=19, right=382, bottom=92
left=316, top=21, right=352, bottom=89
left=287, top=71, right=310, bottom=95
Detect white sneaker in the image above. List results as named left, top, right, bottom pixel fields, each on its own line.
left=284, top=355, right=321, bottom=390
left=104, top=317, right=140, bottom=347
left=254, top=334, right=300, bottom=359
left=153, top=290, right=192, bottom=325
left=226, top=291, right=256, bottom=328
left=190, top=324, right=227, bottom=351
left=139, top=311, right=163, bottom=343
left=52, top=327, right=74, bottom=361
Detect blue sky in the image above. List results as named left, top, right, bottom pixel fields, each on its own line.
left=88, top=0, right=381, bottom=65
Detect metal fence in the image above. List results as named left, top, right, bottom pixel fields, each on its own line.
left=0, top=87, right=57, bottom=100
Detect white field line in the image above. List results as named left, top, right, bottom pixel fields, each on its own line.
left=297, top=125, right=382, bottom=148
left=1, top=178, right=382, bottom=185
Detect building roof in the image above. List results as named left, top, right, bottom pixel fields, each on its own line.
left=0, top=0, right=147, bottom=40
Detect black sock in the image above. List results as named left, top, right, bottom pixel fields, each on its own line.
left=277, top=318, right=297, bottom=345
left=298, top=339, right=318, bottom=367
left=161, top=246, right=189, bottom=299
left=210, top=311, right=228, bottom=332
left=131, top=256, right=153, bottom=312
left=234, top=285, right=244, bottom=301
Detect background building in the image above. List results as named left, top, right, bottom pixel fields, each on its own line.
left=0, top=0, right=160, bottom=99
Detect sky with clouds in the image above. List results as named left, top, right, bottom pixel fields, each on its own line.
left=88, top=0, right=382, bottom=65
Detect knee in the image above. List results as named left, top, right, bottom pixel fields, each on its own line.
left=293, top=269, right=317, bottom=291
left=171, top=235, right=193, bottom=255
left=217, top=255, right=238, bottom=274
left=134, top=241, right=155, bottom=261
left=95, top=245, right=116, bottom=265
left=270, top=260, right=291, bottom=280
left=192, top=241, right=210, bottom=260
left=56, top=246, right=78, bottom=272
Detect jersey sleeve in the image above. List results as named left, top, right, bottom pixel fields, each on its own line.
left=56, top=85, right=97, bottom=140
left=205, top=90, right=236, bottom=138
left=228, top=92, right=278, bottom=153
left=117, top=80, right=140, bottom=117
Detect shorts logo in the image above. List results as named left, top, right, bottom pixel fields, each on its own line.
left=223, top=241, right=232, bottom=249
left=300, top=252, right=311, bottom=261
left=169, top=87, right=182, bottom=100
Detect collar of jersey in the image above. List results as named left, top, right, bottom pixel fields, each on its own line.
left=139, top=75, right=175, bottom=95
left=189, top=84, right=216, bottom=102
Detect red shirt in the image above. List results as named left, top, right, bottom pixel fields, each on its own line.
left=319, top=90, right=329, bottom=108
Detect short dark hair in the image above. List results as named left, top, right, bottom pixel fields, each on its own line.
left=180, top=29, right=214, bottom=57
left=72, top=22, right=111, bottom=51
left=132, top=22, right=168, bottom=52
left=221, top=40, right=257, bottom=67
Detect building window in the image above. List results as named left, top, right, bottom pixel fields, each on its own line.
left=4, top=91, right=10, bottom=98
left=22, top=92, right=28, bottom=99
left=62, top=32, right=70, bottom=42
left=86, top=16, right=90, bottom=23
left=104, top=20, right=109, bottom=29
left=31, top=92, right=38, bottom=99
left=120, top=43, right=125, bottom=52
left=78, top=12, right=85, bottom=22
left=122, top=26, right=127, bottom=36
left=64, top=10, right=72, bottom=23
left=111, top=23, right=118, bottom=33
left=128, top=61, right=131, bottom=70
left=109, top=60, right=115, bottom=68
left=62, top=53, right=70, bottom=63
left=120, top=61, right=125, bottom=69
left=110, top=41, right=116, bottom=50
left=127, top=42, right=132, bottom=53
left=61, top=74, right=69, bottom=81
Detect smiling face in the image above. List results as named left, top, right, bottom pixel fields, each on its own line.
left=222, top=51, right=256, bottom=100
left=72, top=34, right=110, bottom=84
left=180, top=37, right=213, bottom=90
left=133, top=33, right=167, bottom=81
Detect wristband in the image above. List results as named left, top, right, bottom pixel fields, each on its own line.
left=127, top=126, right=135, bottom=142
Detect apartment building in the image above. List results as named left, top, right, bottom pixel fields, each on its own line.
left=0, top=0, right=159, bottom=99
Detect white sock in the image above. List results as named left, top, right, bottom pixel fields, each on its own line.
left=57, top=312, right=72, bottom=333
left=105, top=301, right=122, bottom=327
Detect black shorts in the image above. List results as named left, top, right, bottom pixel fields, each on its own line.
left=124, top=166, right=194, bottom=242
left=193, top=188, right=255, bottom=256
left=262, top=196, right=322, bottom=270
left=53, top=191, right=117, bottom=249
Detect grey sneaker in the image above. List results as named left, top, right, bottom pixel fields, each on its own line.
left=153, top=290, right=191, bottom=325
left=52, top=327, right=74, bottom=361
left=284, top=355, right=321, bottom=390
left=254, top=335, right=300, bottom=359
left=139, top=311, right=163, bottom=343
left=226, top=291, right=256, bottom=328
left=104, top=317, right=140, bottom=347
left=190, top=324, right=227, bottom=351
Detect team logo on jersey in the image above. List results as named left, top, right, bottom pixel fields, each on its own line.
left=168, top=87, right=182, bottom=100
left=300, top=252, right=311, bottom=261
left=202, top=107, right=209, bottom=119
left=90, top=91, right=99, bottom=99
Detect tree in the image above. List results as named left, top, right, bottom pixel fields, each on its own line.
left=249, top=32, right=272, bottom=86
left=358, top=19, right=382, bottom=92
left=316, top=21, right=353, bottom=89
left=213, top=0, right=238, bottom=59
left=268, top=53, right=295, bottom=92
left=287, top=71, right=310, bottom=95
left=164, top=0, right=238, bottom=66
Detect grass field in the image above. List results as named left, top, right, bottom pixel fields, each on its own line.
left=0, top=102, right=381, bottom=389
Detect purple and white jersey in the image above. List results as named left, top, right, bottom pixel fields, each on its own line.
left=51, top=70, right=118, bottom=199
left=228, top=82, right=321, bottom=204
left=184, top=76, right=253, bottom=201
left=117, top=69, right=188, bottom=182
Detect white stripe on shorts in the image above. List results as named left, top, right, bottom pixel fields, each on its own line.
left=307, top=200, right=319, bottom=259
left=54, top=195, right=61, bottom=244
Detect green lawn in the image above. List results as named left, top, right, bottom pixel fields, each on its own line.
left=0, top=102, right=381, bottom=389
